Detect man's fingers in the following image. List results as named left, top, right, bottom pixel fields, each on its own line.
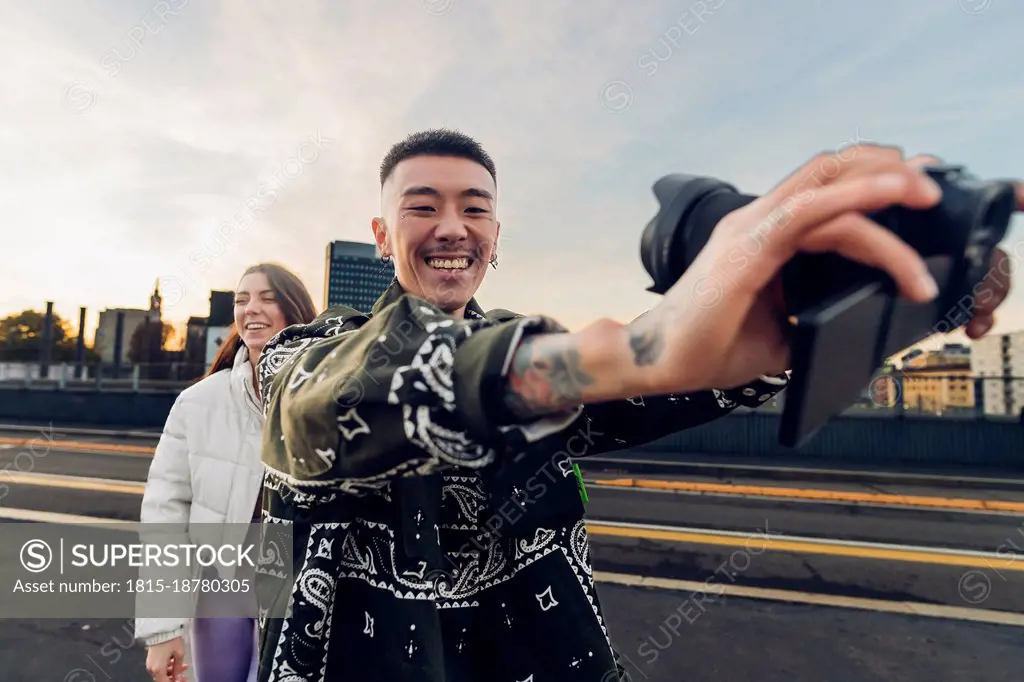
left=971, top=246, right=1013, bottom=319
left=761, top=170, right=941, bottom=259
left=768, top=144, right=904, bottom=198
left=965, top=313, right=995, bottom=339
left=796, top=213, right=937, bottom=302
left=905, top=154, right=943, bottom=169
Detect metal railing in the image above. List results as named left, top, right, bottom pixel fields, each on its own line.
left=2, top=358, right=1023, bottom=420
left=723, top=374, right=1024, bottom=422
left=0, top=361, right=207, bottom=392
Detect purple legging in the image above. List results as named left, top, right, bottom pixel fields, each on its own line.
left=192, top=616, right=257, bottom=682
left=191, top=575, right=258, bottom=682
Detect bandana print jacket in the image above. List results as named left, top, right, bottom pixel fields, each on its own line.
left=254, top=280, right=788, bottom=682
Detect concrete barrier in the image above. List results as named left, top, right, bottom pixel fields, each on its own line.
left=0, top=388, right=1019, bottom=470
left=0, top=388, right=178, bottom=428
left=635, top=411, right=1023, bottom=470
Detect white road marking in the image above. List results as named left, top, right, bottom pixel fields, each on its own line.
left=595, top=571, right=1024, bottom=627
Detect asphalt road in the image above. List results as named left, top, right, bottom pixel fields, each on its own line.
left=3, top=584, right=1022, bottom=682
left=4, top=460, right=1024, bottom=612
left=600, top=582, right=1024, bottom=682
left=1, top=429, right=1023, bottom=680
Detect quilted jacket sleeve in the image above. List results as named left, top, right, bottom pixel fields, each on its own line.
left=134, top=394, right=194, bottom=646
left=139, top=396, right=193, bottom=525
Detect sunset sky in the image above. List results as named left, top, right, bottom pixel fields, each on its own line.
left=2, top=0, right=1022, bottom=352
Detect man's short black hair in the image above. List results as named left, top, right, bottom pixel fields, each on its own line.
left=379, top=128, right=497, bottom=186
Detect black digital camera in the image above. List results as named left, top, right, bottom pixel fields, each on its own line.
left=640, top=165, right=1016, bottom=447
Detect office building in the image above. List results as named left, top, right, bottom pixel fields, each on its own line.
left=171, top=291, right=235, bottom=376
left=204, top=290, right=235, bottom=369
left=324, top=240, right=395, bottom=312
left=971, top=330, right=1024, bottom=417
left=183, top=316, right=208, bottom=376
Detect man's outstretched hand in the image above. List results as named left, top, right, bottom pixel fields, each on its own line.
left=631, top=144, right=1017, bottom=396
left=501, top=144, right=1016, bottom=421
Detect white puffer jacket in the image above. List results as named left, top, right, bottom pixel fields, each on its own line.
left=134, top=344, right=266, bottom=646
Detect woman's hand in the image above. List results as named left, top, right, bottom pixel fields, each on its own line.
left=632, top=144, right=1016, bottom=395
left=145, top=637, right=188, bottom=682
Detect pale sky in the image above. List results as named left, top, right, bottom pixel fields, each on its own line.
left=1, top=0, right=1021, bottom=353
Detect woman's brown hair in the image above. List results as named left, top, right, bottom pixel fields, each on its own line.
left=204, top=262, right=318, bottom=377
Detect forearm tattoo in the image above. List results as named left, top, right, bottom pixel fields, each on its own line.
left=626, top=311, right=665, bottom=366
left=503, top=335, right=595, bottom=420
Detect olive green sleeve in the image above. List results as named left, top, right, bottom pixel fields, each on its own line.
left=255, top=295, right=582, bottom=495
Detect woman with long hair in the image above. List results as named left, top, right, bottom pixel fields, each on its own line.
left=135, top=262, right=317, bottom=682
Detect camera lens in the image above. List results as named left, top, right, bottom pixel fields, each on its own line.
left=641, top=174, right=755, bottom=294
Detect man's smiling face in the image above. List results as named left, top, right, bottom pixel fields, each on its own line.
left=373, top=154, right=500, bottom=316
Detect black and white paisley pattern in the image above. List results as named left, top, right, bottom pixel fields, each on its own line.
left=441, top=480, right=486, bottom=530
left=258, top=337, right=316, bottom=414
left=389, top=325, right=497, bottom=469
left=261, top=522, right=339, bottom=681
left=318, top=314, right=354, bottom=334
left=402, top=402, right=495, bottom=468
left=569, top=519, right=592, bottom=577
left=517, top=528, right=558, bottom=558
left=263, top=509, right=612, bottom=679
left=263, top=456, right=435, bottom=497
left=712, top=388, right=737, bottom=409
left=255, top=281, right=791, bottom=682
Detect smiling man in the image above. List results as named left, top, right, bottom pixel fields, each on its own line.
left=253, top=129, right=1014, bottom=682
left=373, top=136, right=501, bottom=317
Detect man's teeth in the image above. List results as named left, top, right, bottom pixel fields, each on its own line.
left=427, top=257, right=470, bottom=270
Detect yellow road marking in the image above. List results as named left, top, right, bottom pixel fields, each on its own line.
left=7, top=439, right=1022, bottom=515
left=7, top=472, right=1020, bottom=573
left=1, top=503, right=1021, bottom=625
left=0, top=436, right=153, bottom=455
left=2, top=501, right=1021, bottom=625
left=592, top=477, right=1024, bottom=514
left=586, top=522, right=1024, bottom=572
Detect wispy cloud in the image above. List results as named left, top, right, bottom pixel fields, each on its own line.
left=0, top=0, right=1020, bottom=349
